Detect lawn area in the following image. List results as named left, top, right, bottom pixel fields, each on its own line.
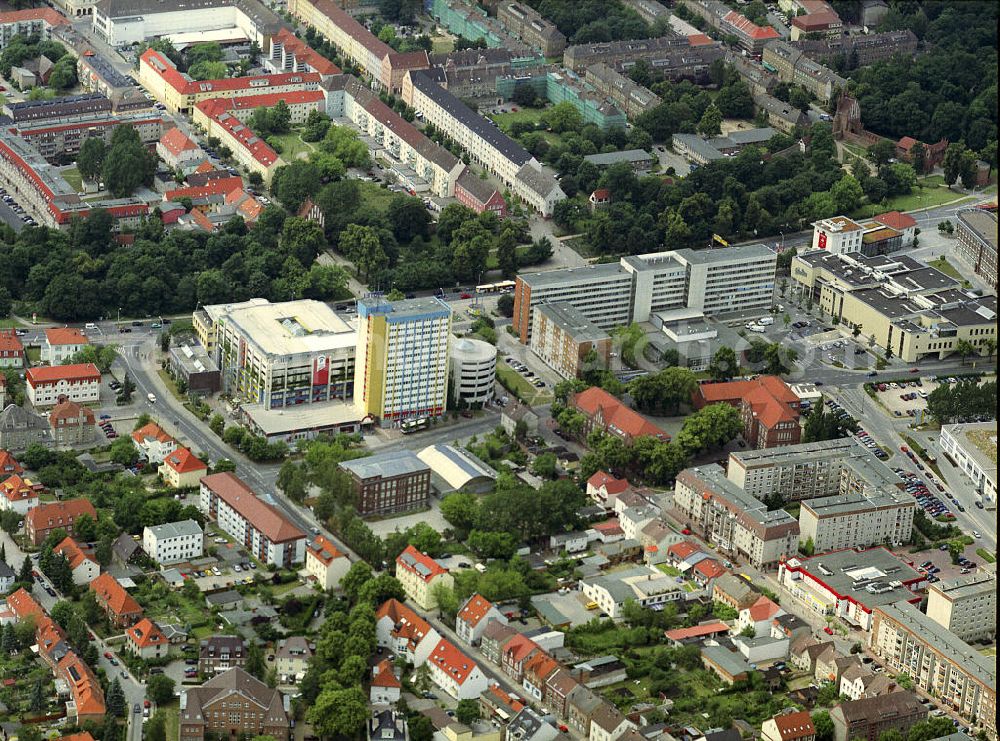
left=656, top=564, right=682, bottom=576
left=431, top=35, right=455, bottom=53
left=929, top=256, right=969, bottom=283
left=851, top=182, right=971, bottom=218
left=26, top=347, right=40, bottom=363
left=157, top=369, right=185, bottom=402
left=160, top=703, right=179, bottom=741
left=489, top=107, right=546, bottom=133
left=497, top=364, right=552, bottom=405
left=62, top=166, right=83, bottom=192
left=359, top=181, right=397, bottom=214
left=271, top=130, right=315, bottom=162
left=976, top=547, right=996, bottom=563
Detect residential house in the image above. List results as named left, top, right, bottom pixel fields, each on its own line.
left=501, top=634, right=541, bottom=682
left=481, top=684, right=526, bottom=727
left=737, top=596, right=786, bottom=637
left=586, top=471, right=631, bottom=506
left=0, top=403, right=50, bottom=451
left=90, top=572, right=143, bottom=627
left=157, top=127, right=204, bottom=170
left=829, top=693, right=926, bottom=741
left=395, top=545, right=454, bottom=611
left=25, top=498, right=96, bottom=546
left=761, top=710, right=816, bottom=741
left=0, top=558, right=14, bottom=591
left=569, top=387, right=669, bottom=444
left=48, top=398, right=95, bottom=446
left=480, top=621, right=518, bottom=665
left=142, top=519, right=203, bottom=564
left=0, top=473, right=39, bottom=514
left=41, top=327, right=88, bottom=365
left=369, top=709, right=408, bottom=741
left=589, top=703, right=634, bottom=741
left=815, top=647, right=859, bottom=686
left=771, top=614, right=811, bottom=643
left=375, top=599, right=440, bottom=666
left=275, top=636, right=313, bottom=683
left=131, top=421, right=178, bottom=464
left=178, top=667, right=291, bottom=741
left=26, top=364, right=101, bottom=407
left=691, top=558, right=727, bottom=587
left=839, top=664, right=897, bottom=701
left=712, top=573, right=759, bottom=612
left=541, top=667, right=578, bottom=718
left=198, top=636, right=247, bottom=675
left=159, top=447, right=208, bottom=488
left=305, top=535, right=351, bottom=590
left=0, top=330, right=24, bottom=368
left=522, top=650, right=559, bottom=703
left=125, top=618, right=169, bottom=660
left=425, top=637, right=488, bottom=700
left=0, top=449, right=22, bottom=479
left=53, top=537, right=99, bottom=585
left=790, top=636, right=834, bottom=673
left=370, top=658, right=402, bottom=706
left=456, top=593, right=506, bottom=646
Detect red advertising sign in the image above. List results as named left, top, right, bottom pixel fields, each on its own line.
left=818, top=231, right=828, bottom=249
left=313, top=355, right=329, bottom=386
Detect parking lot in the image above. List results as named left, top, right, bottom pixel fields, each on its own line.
left=501, top=355, right=549, bottom=391
left=824, top=399, right=889, bottom=460
left=870, top=375, right=990, bottom=420
left=0, top=186, right=37, bottom=228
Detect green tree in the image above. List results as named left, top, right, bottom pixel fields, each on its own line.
left=708, top=346, right=739, bottom=380
left=675, top=403, right=743, bottom=455
left=530, top=452, right=558, bottom=479
left=867, top=139, right=896, bottom=167
left=340, top=561, right=373, bottom=602
left=146, top=712, right=167, bottom=741
left=146, top=674, right=175, bottom=705
left=307, top=686, right=368, bottom=738
left=188, top=60, right=227, bottom=80
left=830, top=174, right=864, bottom=213
left=697, top=104, right=722, bottom=137
left=954, top=339, right=975, bottom=365
left=77, top=137, right=108, bottom=182
left=456, top=699, right=481, bottom=725
left=106, top=678, right=126, bottom=717
left=209, top=413, right=225, bottom=436
left=813, top=711, right=834, bottom=741
left=245, top=641, right=266, bottom=679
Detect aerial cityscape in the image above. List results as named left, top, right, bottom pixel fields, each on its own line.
left=0, top=2, right=995, bottom=741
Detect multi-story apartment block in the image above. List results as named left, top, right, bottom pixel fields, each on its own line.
left=9, top=111, right=163, bottom=161
left=90, top=572, right=143, bottom=627
left=3, top=93, right=111, bottom=123
left=870, top=601, right=995, bottom=738
left=496, top=2, right=566, bottom=56
left=42, top=327, right=89, bottom=365
left=673, top=464, right=799, bottom=570
left=426, top=637, right=489, bottom=700
left=789, top=9, right=842, bottom=40
left=199, top=472, right=306, bottom=568
left=791, top=250, right=998, bottom=363
left=214, top=299, right=356, bottom=413
left=0, top=8, right=69, bottom=50
left=829, top=692, right=927, bottom=741
left=339, top=449, right=431, bottom=517
left=192, top=101, right=284, bottom=184
left=428, top=0, right=528, bottom=53
left=954, top=209, right=997, bottom=289
left=762, top=41, right=846, bottom=104
left=569, top=386, right=669, bottom=444
left=811, top=213, right=911, bottom=257
left=179, top=667, right=290, bottom=741
left=450, top=338, right=496, bottom=406
left=583, top=63, right=662, bottom=119
left=791, top=29, right=918, bottom=67
left=621, top=0, right=671, bottom=24
left=125, top=618, right=169, bottom=660
left=395, top=544, right=454, bottom=610
left=545, top=70, right=627, bottom=131
left=753, top=91, right=809, bottom=132
left=0, top=330, right=24, bottom=368
left=798, top=489, right=915, bottom=552
left=940, top=422, right=997, bottom=505
left=265, top=28, right=340, bottom=78
left=26, top=364, right=100, bottom=407
left=323, top=74, right=463, bottom=199
left=777, top=548, right=924, bottom=631
left=456, top=594, right=506, bottom=646
left=530, top=302, right=611, bottom=380
left=24, top=498, right=96, bottom=546
left=304, top=535, right=350, bottom=590
left=142, top=520, right=204, bottom=564
left=354, top=296, right=452, bottom=424
left=199, top=636, right=247, bottom=675
left=402, top=69, right=565, bottom=216
left=727, top=438, right=862, bottom=501
left=513, top=244, right=776, bottom=342
left=925, top=573, right=997, bottom=644
left=53, top=536, right=99, bottom=586
left=94, top=0, right=283, bottom=47
left=564, top=34, right=723, bottom=78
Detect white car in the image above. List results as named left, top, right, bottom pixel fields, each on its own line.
left=147, top=393, right=157, bottom=403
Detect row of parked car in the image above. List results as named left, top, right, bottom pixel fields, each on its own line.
left=505, top=356, right=546, bottom=388
left=0, top=187, right=37, bottom=226
left=896, top=468, right=955, bottom=522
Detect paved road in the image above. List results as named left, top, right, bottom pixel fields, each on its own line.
left=0, top=198, right=25, bottom=232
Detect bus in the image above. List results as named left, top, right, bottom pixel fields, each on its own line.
left=400, top=417, right=429, bottom=434
left=475, top=280, right=516, bottom=294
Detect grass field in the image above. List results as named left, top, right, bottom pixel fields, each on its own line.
left=497, top=364, right=552, bottom=405
left=157, top=369, right=185, bottom=402
left=271, top=131, right=316, bottom=162
left=489, top=107, right=546, bottom=133
left=359, top=181, right=397, bottom=214
left=431, top=35, right=455, bottom=54
left=62, top=167, right=83, bottom=192
left=851, top=180, right=971, bottom=218
left=26, top=347, right=40, bottom=363
left=929, top=256, right=968, bottom=282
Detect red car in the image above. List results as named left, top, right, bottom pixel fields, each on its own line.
left=460, top=292, right=472, bottom=299
left=104, top=651, right=113, bottom=659
left=909, top=367, right=919, bottom=373
left=823, top=626, right=834, bottom=635
left=681, top=528, right=692, bottom=535
left=144, top=700, right=151, bottom=708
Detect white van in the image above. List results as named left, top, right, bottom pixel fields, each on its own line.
left=758, top=316, right=774, bottom=326
left=147, top=393, right=157, bottom=403
left=84, top=322, right=97, bottom=330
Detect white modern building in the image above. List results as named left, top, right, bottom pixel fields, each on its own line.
left=449, top=337, right=496, bottom=406
left=304, top=535, right=351, bottom=591
left=142, top=520, right=204, bottom=564
left=199, top=472, right=306, bottom=568
left=925, top=573, right=997, bottom=643
left=940, top=422, right=997, bottom=506
left=41, top=327, right=89, bottom=365
left=425, top=637, right=489, bottom=700
left=354, top=296, right=452, bottom=424
left=93, top=0, right=283, bottom=46
left=580, top=565, right=684, bottom=618
left=798, top=489, right=915, bottom=552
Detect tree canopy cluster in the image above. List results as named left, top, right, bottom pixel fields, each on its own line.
left=0, top=34, right=74, bottom=89
left=523, top=0, right=654, bottom=43
left=926, top=378, right=996, bottom=424
left=0, top=206, right=349, bottom=321
left=802, top=398, right=860, bottom=443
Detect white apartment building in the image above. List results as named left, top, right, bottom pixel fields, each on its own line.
left=215, top=299, right=356, bottom=411
left=41, top=327, right=89, bottom=365
left=289, top=0, right=390, bottom=82
left=798, top=489, right=915, bottom=552
left=940, top=422, right=997, bottom=505
left=672, top=245, right=777, bottom=317
left=142, top=519, right=204, bottom=564
left=26, top=364, right=101, bottom=407
left=811, top=216, right=864, bottom=254
left=870, top=601, right=996, bottom=738
left=199, top=472, right=306, bottom=568
left=449, top=338, right=496, bottom=406
left=727, top=438, right=861, bottom=501
left=0, top=9, right=68, bottom=50
left=94, top=0, right=282, bottom=46
left=925, top=573, right=997, bottom=643
left=426, top=637, right=489, bottom=700
left=673, top=464, right=799, bottom=570
left=355, top=297, right=452, bottom=424
left=455, top=594, right=506, bottom=646
left=580, top=565, right=684, bottom=618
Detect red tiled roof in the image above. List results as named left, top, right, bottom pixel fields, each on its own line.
left=587, top=470, right=630, bottom=494
left=502, top=634, right=539, bottom=664
left=592, top=519, right=623, bottom=535
left=5, top=588, right=44, bottom=619
left=0, top=474, right=37, bottom=504
left=571, top=387, right=668, bottom=441
left=200, top=472, right=305, bottom=543
left=371, top=658, right=401, bottom=688
left=791, top=10, right=841, bottom=30
left=190, top=209, right=215, bottom=232
left=0, top=330, right=23, bottom=354
left=484, top=684, right=525, bottom=714
left=0, top=449, right=23, bottom=477
left=693, top=559, right=726, bottom=580
left=724, top=11, right=780, bottom=39
left=0, top=8, right=69, bottom=26
left=54, top=537, right=96, bottom=571
left=896, top=136, right=918, bottom=151
left=376, top=599, right=434, bottom=649
left=747, top=595, right=782, bottom=622
left=26, top=363, right=100, bottom=386
left=162, top=447, right=207, bottom=474
left=204, top=89, right=325, bottom=116
left=45, top=327, right=89, bottom=346
left=307, top=535, right=346, bottom=566
left=90, top=573, right=142, bottom=621
left=696, top=375, right=799, bottom=429
left=874, top=211, right=917, bottom=231
left=397, top=544, right=448, bottom=582
left=523, top=651, right=559, bottom=682
left=49, top=398, right=95, bottom=427
left=201, top=108, right=279, bottom=167
left=57, top=651, right=105, bottom=717
left=687, top=33, right=714, bottom=46
left=386, top=50, right=430, bottom=71
left=132, top=421, right=176, bottom=447
left=165, top=176, right=244, bottom=201
left=590, top=188, right=610, bottom=200
left=140, top=48, right=321, bottom=97
left=428, top=637, right=479, bottom=686
left=60, top=733, right=97, bottom=741
left=305, top=0, right=392, bottom=60
left=667, top=541, right=700, bottom=560
left=457, top=593, right=496, bottom=628
left=159, top=127, right=199, bottom=156
left=664, top=622, right=730, bottom=641
left=773, top=710, right=816, bottom=741
left=126, top=618, right=168, bottom=649
left=25, top=498, right=96, bottom=532
left=272, top=29, right=341, bottom=75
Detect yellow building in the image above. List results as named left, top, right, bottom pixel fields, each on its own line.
left=791, top=250, right=997, bottom=362
left=158, top=447, right=208, bottom=489
left=395, top=545, right=454, bottom=610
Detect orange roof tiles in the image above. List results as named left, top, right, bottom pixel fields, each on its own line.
left=45, top=327, right=89, bottom=346
left=572, top=387, right=668, bottom=441
left=874, top=211, right=917, bottom=231
left=126, top=618, right=168, bottom=649
left=523, top=651, right=559, bottom=682
left=696, top=375, right=799, bottom=430
left=53, top=536, right=96, bottom=571
left=90, top=573, right=142, bottom=622
left=0, top=330, right=23, bottom=354
left=0, top=8, right=69, bottom=26
left=141, top=48, right=321, bottom=97
left=200, top=472, right=305, bottom=544
left=159, top=127, right=199, bottom=157
left=502, top=634, right=539, bottom=664
left=457, top=594, right=496, bottom=628
left=666, top=541, right=700, bottom=560
left=26, top=363, right=100, bottom=386
left=371, top=658, right=401, bottom=688
left=687, top=33, right=714, bottom=46
left=25, top=498, right=96, bottom=532
left=396, top=545, right=448, bottom=582
left=773, top=710, right=816, bottom=741
left=307, top=535, right=346, bottom=566
left=693, top=559, right=726, bottom=580
left=5, top=587, right=44, bottom=620
left=165, top=176, right=244, bottom=201
left=376, top=599, right=434, bottom=643
left=59, top=733, right=97, bottom=741
left=428, top=637, right=479, bottom=686
left=747, top=595, right=782, bottom=622
left=57, top=651, right=105, bottom=717
left=272, top=28, right=340, bottom=76
left=587, top=470, right=629, bottom=494
left=0, top=449, right=23, bottom=477
left=1, top=474, right=37, bottom=504
left=664, top=622, right=731, bottom=641
left=132, top=421, right=176, bottom=447
left=162, top=447, right=207, bottom=474
left=49, top=398, right=96, bottom=427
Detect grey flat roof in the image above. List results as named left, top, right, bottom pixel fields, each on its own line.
left=357, top=295, right=451, bottom=321
left=877, top=600, right=995, bottom=687
left=582, top=149, right=653, bottom=166
left=957, top=209, right=998, bottom=251
left=801, top=489, right=912, bottom=518
left=928, top=572, right=996, bottom=602
left=789, top=547, right=922, bottom=607
left=145, top=519, right=202, bottom=540
left=339, top=449, right=429, bottom=480
left=534, top=302, right=609, bottom=343
left=519, top=262, right=628, bottom=288
left=674, top=243, right=775, bottom=264
left=731, top=437, right=859, bottom=465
